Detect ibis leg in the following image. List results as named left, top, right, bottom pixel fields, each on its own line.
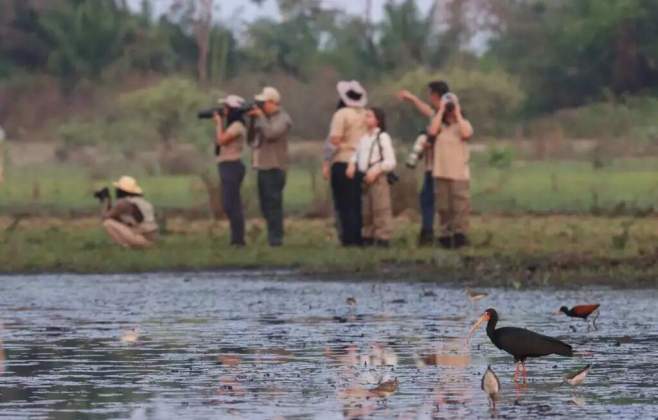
left=513, top=362, right=520, bottom=383
left=521, top=362, right=528, bottom=384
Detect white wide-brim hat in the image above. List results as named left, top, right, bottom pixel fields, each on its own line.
left=337, top=80, right=368, bottom=108
left=113, top=176, right=143, bottom=195
left=218, top=94, right=245, bottom=108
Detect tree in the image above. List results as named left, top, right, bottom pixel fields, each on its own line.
left=169, top=0, right=216, bottom=84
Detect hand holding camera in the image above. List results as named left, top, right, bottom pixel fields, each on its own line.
left=93, top=187, right=110, bottom=202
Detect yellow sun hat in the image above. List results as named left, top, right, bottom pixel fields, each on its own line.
left=112, top=176, right=143, bottom=195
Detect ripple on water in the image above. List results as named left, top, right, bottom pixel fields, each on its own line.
left=0, top=273, right=656, bottom=419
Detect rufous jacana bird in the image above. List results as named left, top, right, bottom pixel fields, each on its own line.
left=469, top=308, right=574, bottom=384
left=557, top=304, right=600, bottom=330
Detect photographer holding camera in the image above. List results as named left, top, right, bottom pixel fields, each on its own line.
left=427, top=92, right=474, bottom=249
left=247, top=87, right=292, bottom=247
left=97, top=176, right=158, bottom=249
left=213, top=95, right=248, bottom=247
left=397, top=81, right=450, bottom=246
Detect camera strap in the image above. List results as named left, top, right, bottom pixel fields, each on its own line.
left=366, top=131, right=386, bottom=171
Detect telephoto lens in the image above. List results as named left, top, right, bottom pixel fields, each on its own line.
left=406, top=134, right=429, bottom=168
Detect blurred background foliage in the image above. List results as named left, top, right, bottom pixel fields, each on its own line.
left=1, top=0, right=658, bottom=216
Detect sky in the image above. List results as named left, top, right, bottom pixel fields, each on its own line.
left=126, top=0, right=438, bottom=26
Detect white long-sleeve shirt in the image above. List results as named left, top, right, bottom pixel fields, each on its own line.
left=350, top=129, right=396, bottom=173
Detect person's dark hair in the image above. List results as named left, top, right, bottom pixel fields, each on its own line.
left=346, top=89, right=363, bottom=101
left=115, top=188, right=142, bottom=199
left=225, top=106, right=245, bottom=128
left=428, top=80, right=450, bottom=97
left=336, top=99, right=347, bottom=110
left=369, top=107, right=387, bottom=132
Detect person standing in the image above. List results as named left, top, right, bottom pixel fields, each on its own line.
left=326, top=80, right=368, bottom=246
left=397, top=81, right=450, bottom=246
left=427, top=93, right=474, bottom=249
left=248, top=87, right=292, bottom=247
left=0, top=125, right=5, bottom=185
left=346, top=108, right=396, bottom=247
left=214, top=95, right=248, bottom=246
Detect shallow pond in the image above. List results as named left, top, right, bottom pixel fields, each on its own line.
left=0, top=272, right=656, bottom=419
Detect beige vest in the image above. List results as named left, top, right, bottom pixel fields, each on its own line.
left=125, top=197, right=158, bottom=234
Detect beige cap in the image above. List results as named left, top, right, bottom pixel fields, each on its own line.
left=113, top=176, right=143, bottom=195
left=255, top=86, right=281, bottom=103
left=218, top=94, right=245, bottom=108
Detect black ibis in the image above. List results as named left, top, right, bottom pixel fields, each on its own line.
left=557, top=304, right=600, bottom=329
left=481, top=365, right=501, bottom=409
left=469, top=308, right=574, bottom=383
left=564, top=364, right=591, bottom=386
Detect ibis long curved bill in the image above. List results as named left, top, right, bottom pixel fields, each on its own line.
left=468, top=312, right=490, bottom=339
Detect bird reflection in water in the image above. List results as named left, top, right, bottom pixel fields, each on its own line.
left=330, top=342, right=399, bottom=419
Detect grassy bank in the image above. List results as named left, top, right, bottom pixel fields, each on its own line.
left=1, top=215, right=657, bottom=287
left=1, top=157, right=658, bottom=216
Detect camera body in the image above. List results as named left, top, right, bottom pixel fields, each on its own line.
left=93, top=187, right=110, bottom=201
left=442, top=92, right=457, bottom=113
left=406, top=132, right=435, bottom=168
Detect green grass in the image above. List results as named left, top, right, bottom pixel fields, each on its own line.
left=0, top=164, right=322, bottom=216
left=2, top=158, right=657, bottom=216
left=1, top=215, right=657, bottom=286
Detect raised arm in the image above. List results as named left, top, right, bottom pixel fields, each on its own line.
left=397, top=90, right=434, bottom=118
left=254, top=112, right=292, bottom=142
left=455, top=104, right=473, bottom=140
left=214, top=114, right=241, bottom=146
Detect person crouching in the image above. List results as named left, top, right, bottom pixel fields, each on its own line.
left=346, top=108, right=396, bottom=247
left=100, top=176, right=158, bottom=248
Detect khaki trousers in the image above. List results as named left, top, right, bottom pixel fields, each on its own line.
left=103, top=219, right=155, bottom=249
left=362, top=175, right=393, bottom=241
left=434, top=178, right=470, bottom=236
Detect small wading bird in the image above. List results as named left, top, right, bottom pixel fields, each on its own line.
left=564, top=364, right=591, bottom=386
left=466, top=288, right=488, bottom=303
left=369, top=377, right=399, bottom=398
left=469, top=309, right=574, bottom=384
left=557, top=304, right=600, bottom=330
left=481, top=365, right=501, bottom=409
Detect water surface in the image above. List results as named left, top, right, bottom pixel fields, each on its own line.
left=0, top=272, right=656, bottom=419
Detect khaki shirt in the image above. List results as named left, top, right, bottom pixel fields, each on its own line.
left=329, top=107, right=368, bottom=163
left=251, top=109, right=292, bottom=170
left=217, top=121, right=246, bottom=163
left=432, top=119, right=473, bottom=180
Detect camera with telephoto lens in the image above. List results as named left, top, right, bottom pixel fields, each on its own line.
left=198, top=100, right=264, bottom=155
left=406, top=131, right=435, bottom=169
left=197, top=100, right=262, bottom=119
left=93, top=187, right=110, bottom=201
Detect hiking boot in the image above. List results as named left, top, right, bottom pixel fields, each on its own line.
left=362, top=237, right=374, bottom=247
left=375, top=239, right=390, bottom=248
left=453, top=233, right=469, bottom=248
left=418, top=229, right=434, bottom=247
left=437, top=236, right=454, bottom=249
